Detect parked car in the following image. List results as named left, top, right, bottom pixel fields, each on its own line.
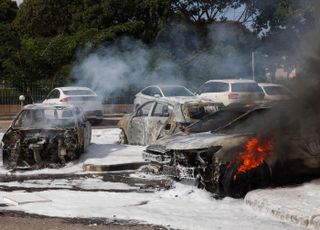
left=118, top=97, right=220, bottom=146
left=196, top=79, right=264, bottom=106
left=43, top=87, right=103, bottom=125
left=133, top=85, right=194, bottom=109
left=0, top=104, right=91, bottom=169
left=143, top=104, right=320, bottom=198
left=258, top=83, right=291, bottom=101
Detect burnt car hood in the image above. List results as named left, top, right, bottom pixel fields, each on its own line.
left=147, top=131, right=251, bottom=151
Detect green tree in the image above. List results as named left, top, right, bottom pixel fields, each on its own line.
left=0, top=0, right=18, bottom=23
left=0, top=0, right=19, bottom=84
left=4, top=0, right=172, bottom=86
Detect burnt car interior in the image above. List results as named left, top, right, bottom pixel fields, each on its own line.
left=2, top=106, right=90, bottom=169
left=14, top=108, right=77, bottom=129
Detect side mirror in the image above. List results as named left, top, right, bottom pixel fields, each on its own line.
left=154, top=94, right=160, bottom=98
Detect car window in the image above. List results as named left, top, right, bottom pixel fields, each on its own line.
left=231, top=83, right=263, bottom=93
left=141, top=88, right=150, bottom=96
left=184, top=104, right=219, bottom=120
left=188, top=109, right=248, bottom=133
left=151, top=87, right=162, bottom=96
left=136, top=102, right=154, bottom=117
left=147, top=87, right=162, bottom=97
left=263, top=86, right=290, bottom=96
left=152, top=103, right=172, bottom=117
left=200, top=82, right=229, bottom=93
left=160, top=86, right=194, bottom=96
left=63, top=90, right=95, bottom=96
left=141, top=87, right=151, bottom=96
left=217, top=108, right=276, bottom=134
left=47, top=90, right=60, bottom=99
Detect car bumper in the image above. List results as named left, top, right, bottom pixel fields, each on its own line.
left=142, top=150, right=171, bottom=164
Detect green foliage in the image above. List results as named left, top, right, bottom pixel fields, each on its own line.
left=1, top=0, right=171, bottom=87
left=0, top=0, right=18, bottom=23
left=0, top=0, right=309, bottom=90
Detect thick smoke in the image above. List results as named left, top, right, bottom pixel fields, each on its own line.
left=234, top=1, right=320, bottom=167
left=71, top=22, right=261, bottom=102
left=72, top=37, right=186, bottom=102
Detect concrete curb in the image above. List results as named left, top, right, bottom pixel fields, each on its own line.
left=244, top=181, right=320, bottom=230
left=82, top=162, right=146, bottom=172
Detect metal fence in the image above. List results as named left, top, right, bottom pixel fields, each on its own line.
left=0, top=87, right=48, bottom=105
left=0, top=86, right=135, bottom=115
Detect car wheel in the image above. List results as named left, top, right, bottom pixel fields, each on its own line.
left=118, top=129, right=128, bottom=144
left=94, top=119, right=103, bottom=125
left=2, top=150, right=9, bottom=166
left=222, top=161, right=271, bottom=198
left=89, top=119, right=103, bottom=126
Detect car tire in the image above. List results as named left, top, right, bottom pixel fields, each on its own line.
left=89, top=119, right=103, bottom=126
left=94, top=119, right=103, bottom=125
left=222, top=161, right=271, bottom=198
left=118, top=129, right=128, bottom=144
left=2, top=150, right=9, bottom=166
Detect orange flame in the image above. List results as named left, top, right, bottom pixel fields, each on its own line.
left=233, top=137, right=273, bottom=180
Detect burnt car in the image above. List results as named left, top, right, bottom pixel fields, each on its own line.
left=0, top=104, right=91, bottom=169
left=143, top=104, right=320, bottom=198
left=118, top=97, right=221, bottom=146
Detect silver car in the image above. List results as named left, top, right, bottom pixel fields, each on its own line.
left=118, top=96, right=220, bottom=146
left=133, top=85, right=194, bottom=110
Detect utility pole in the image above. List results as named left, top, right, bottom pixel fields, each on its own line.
left=252, top=51, right=255, bottom=81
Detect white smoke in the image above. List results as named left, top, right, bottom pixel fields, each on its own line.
left=72, top=38, right=186, bottom=101
left=12, top=0, right=23, bottom=6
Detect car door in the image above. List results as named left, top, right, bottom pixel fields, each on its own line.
left=144, top=102, right=173, bottom=145
left=128, top=102, right=155, bottom=145
left=43, top=89, right=61, bottom=104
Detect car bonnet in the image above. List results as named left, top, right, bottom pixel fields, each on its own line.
left=148, top=132, right=249, bottom=151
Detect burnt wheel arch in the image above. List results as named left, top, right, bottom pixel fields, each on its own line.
left=118, top=129, right=128, bottom=144
left=222, top=161, right=271, bottom=198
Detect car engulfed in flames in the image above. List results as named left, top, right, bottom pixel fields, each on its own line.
left=143, top=105, right=320, bottom=198
left=0, top=104, right=91, bottom=169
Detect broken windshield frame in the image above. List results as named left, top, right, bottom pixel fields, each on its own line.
left=13, top=109, right=77, bottom=129
left=212, top=107, right=270, bottom=134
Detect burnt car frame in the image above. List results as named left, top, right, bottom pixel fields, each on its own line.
left=143, top=104, right=320, bottom=198
left=0, top=104, right=92, bottom=169
left=118, top=97, right=220, bottom=146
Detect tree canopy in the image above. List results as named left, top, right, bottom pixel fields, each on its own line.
left=0, top=0, right=312, bottom=89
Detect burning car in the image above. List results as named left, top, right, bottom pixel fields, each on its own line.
left=118, top=97, right=221, bottom=146
left=0, top=104, right=92, bottom=169
left=143, top=104, right=320, bottom=198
